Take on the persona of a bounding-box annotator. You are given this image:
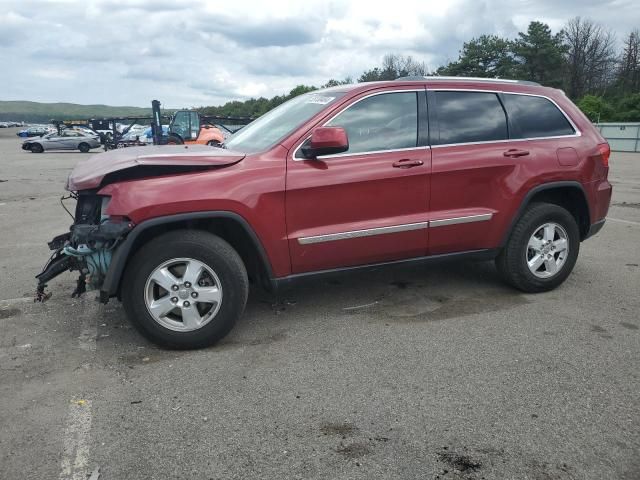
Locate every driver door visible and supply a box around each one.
[286,89,431,273]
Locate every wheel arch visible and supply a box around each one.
[501,181,591,246]
[101,211,275,302]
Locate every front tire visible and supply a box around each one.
[166,134,184,145]
[78,142,90,153]
[122,230,249,349]
[496,202,580,293]
[30,143,43,153]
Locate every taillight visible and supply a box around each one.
[597,143,610,167]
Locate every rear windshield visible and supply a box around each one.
[225,92,345,154]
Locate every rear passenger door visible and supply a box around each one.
[427,90,533,254]
[501,93,579,167]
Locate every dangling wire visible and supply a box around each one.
[60,194,76,220]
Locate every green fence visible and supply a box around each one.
[595,123,640,152]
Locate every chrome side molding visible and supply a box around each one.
[298,213,493,244]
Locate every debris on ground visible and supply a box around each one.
[343,301,379,311]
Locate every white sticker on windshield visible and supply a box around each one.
[305,95,335,105]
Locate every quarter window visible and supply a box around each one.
[434,91,508,145]
[325,92,418,154]
[503,94,575,138]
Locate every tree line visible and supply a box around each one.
[199,17,639,123]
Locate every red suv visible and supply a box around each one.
[36,77,612,348]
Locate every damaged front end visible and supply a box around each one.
[35,191,131,302]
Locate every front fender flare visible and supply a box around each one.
[100,211,273,303]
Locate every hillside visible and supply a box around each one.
[0,100,152,123]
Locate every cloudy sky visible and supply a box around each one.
[0,0,638,108]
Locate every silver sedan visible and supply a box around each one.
[22,130,101,153]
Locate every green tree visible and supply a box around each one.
[359,54,429,82]
[616,93,640,121]
[287,85,317,97]
[513,21,566,86]
[321,77,353,88]
[358,67,385,82]
[577,95,615,122]
[437,35,517,78]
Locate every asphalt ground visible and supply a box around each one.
[0,126,638,480]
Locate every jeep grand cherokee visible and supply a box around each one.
[36,77,612,348]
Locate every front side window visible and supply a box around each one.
[172,111,191,139]
[434,91,508,145]
[503,94,575,139]
[325,92,418,154]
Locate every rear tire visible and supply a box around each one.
[496,202,580,293]
[122,230,249,349]
[78,142,90,153]
[30,143,43,153]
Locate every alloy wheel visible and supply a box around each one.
[525,222,569,279]
[144,257,223,332]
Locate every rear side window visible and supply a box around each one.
[326,92,418,154]
[503,94,575,138]
[434,91,508,145]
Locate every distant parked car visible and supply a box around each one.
[66,127,101,140]
[0,122,8,128]
[17,126,51,137]
[22,130,101,153]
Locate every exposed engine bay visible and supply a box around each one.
[35,191,131,301]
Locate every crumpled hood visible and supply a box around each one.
[67,145,245,191]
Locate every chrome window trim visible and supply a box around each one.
[318,145,430,160]
[291,87,581,160]
[430,89,581,147]
[292,88,424,161]
[297,213,493,244]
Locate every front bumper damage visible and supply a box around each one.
[35,194,132,302]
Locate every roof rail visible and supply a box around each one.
[396,75,541,86]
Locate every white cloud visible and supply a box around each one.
[0,0,638,107]
[33,68,75,80]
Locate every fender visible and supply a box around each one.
[500,181,590,247]
[100,211,274,302]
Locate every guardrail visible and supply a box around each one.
[595,123,640,152]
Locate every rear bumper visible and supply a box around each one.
[584,218,606,240]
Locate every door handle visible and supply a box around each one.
[503,148,530,158]
[392,159,424,168]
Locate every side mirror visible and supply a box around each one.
[302,126,348,158]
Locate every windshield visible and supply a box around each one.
[225,92,346,153]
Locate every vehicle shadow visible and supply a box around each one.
[93,259,526,358]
